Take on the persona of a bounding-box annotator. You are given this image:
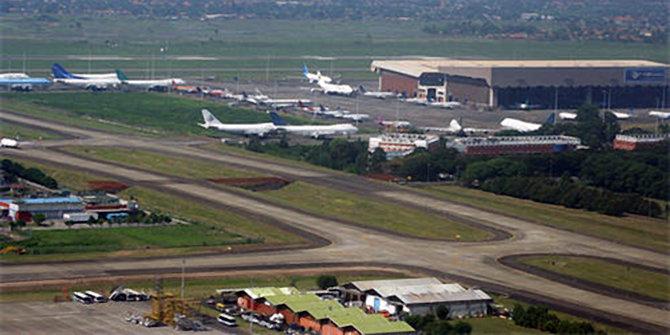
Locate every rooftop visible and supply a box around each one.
[240,287,300,300]
[391,289,492,305]
[15,196,82,205]
[371,59,668,77]
[450,135,582,147]
[345,277,443,292]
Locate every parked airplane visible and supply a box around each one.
[51,64,119,90]
[401,97,429,106]
[378,118,413,130]
[500,113,555,132]
[0,73,50,91]
[422,119,496,134]
[649,110,670,120]
[303,64,332,84]
[51,63,118,80]
[312,79,355,96]
[340,113,370,122]
[609,111,632,120]
[252,89,311,109]
[116,70,184,90]
[0,73,29,79]
[558,112,577,120]
[358,86,398,99]
[269,112,357,138]
[198,109,276,137]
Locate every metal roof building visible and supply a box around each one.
[370,59,669,109]
[344,277,492,318]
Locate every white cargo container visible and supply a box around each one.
[0,138,18,148]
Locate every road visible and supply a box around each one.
[0,110,668,333]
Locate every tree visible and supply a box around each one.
[316,275,338,289]
[452,321,472,335]
[435,304,450,320]
[32,213,46,226]
[369,148,386,173]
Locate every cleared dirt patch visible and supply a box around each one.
[208,177,292,191]
[87,180,129,193]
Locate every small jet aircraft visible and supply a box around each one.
[311,79,355,96]
[358,86,398,99]
[198,109,276,137]
[649,110,670,120]
[500,113,555,132]
[269,112,357,138]
[303,64,332,84]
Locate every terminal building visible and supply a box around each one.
[368,133,440,158]
[613,133,669,151]
[447,135,581,155]
[370,59,669,109]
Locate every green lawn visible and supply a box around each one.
[1,159,302,262]
[0,122,62,140]
[0,92,307,136]
[2,16,668,81]
[255,181,493,241]
[517,255,670,302]
[63,146,259,179]
[468,317,544,335]
[14,224,247,255]
[422,185,669,253]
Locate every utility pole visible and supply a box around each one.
[180,258,185,300]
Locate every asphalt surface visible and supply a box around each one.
[0,110,669,333]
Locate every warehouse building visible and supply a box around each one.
[232,288,414,335]
[370,59,669,109]
[447,135,581,155]
[343,278,492,318]
[613,133,669,151]
[8,196,84,222]
[368,133,440,158]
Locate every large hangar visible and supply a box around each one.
[370,59,669,109]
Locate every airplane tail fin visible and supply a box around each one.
[358,85,367,93]
[116,69,129,81]
[269,111,288,126]
[545,113,556,125]
[52,63,74,79]
[201,109,221,127]
[302,64,309,76]
[449,119,462,132]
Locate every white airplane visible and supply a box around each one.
[558,112,577,120]
[307,105,349,118]
[302,64,332,84]
[609,111,632,120]
[500,113,555,132]
[198,109,276,137]
[252,89,312,109]
[378,119,413,129]
[429,101,462,109]
[116,70,184,90]
[649,110,670,120]
[422,119,496,134]
[0,73,29,79]
[340,113,370,122]
[52,63,118,80]
[401,97,429,106]
[51,64,119,90]
[312,79,355,96]
[270,112,357,138]
[358,86,398,99]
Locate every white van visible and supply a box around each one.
[84,290,107,303]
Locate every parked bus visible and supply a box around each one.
[72,291,94,304]
[84,290,107,303]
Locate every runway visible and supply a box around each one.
[0,110,668,333]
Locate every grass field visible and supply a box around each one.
[0,92,308,136]
[256,181,493,241]
[1,159,302,261]
[516,255,670,302]
[1,16,667,80]
[422,185,669,253]
[63,146,259,179]
[0,122,62,140]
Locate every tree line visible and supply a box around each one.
[512,304,604,335]
[1,159,59,189]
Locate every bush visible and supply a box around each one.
[316,275,338,289]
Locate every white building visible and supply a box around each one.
[368,133,440,159]
[344,277,492,318]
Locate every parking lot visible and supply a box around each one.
[0,301,220,334]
